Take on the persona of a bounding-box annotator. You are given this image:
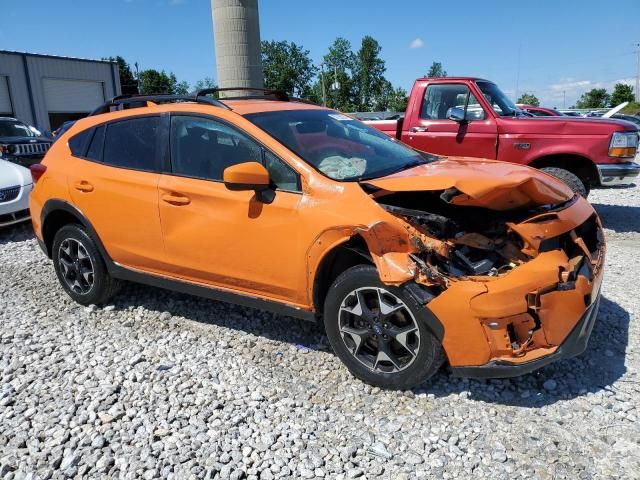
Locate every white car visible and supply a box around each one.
[0,159,32,227]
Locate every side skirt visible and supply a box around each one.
[110,263,318,323]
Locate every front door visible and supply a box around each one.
[158,114,306,304]
[402,83,498,159]
[66,115,165,271]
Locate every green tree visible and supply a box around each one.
[261,40,317,97]
[517,92,540,106]
[353,36,387,111]
[610,83,634,106]
[316,37,358,110]
[374,80,408,112]
[175,80,190,95]
[138,70,187,95]
[193,77,217,92]
[103,56,138,95]
[426,61,447,78]
[575,88,611,109]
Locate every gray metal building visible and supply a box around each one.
[0,50,121,133]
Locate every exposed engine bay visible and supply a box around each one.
[361,185,605,366]
[372,189,589,282]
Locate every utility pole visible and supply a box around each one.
[636,43,640,103]
[320,63,327,106]
[134,62,140,93]
[514,44,522,102]
[563,90,566,109]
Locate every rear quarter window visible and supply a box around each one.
[68,130,91,157]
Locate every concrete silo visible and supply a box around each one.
[211,0,263,94]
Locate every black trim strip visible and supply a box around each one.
[21,54,38,127]
[110,263,317,322]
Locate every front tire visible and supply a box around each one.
[52,224,120,306]
[541,167,589,197]
[324,265,444,389]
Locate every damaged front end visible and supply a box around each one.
[363,181,605,375]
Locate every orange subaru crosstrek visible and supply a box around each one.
[29,89,605,389]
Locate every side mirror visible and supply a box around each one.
[447,107,466,122]
[223,161,274,204]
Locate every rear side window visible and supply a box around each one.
[103,117,159,171]
[85,126,105,162]
[68,130,91,157]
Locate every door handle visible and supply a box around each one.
[161,193,191,206]
[73,181,94,193]
[411,126,428,133]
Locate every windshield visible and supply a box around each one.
[245,109,436,181]
[0,119,35,138]
[476,81,518,117]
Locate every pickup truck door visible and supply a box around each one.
[401,82,498,159]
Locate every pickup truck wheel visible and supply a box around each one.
[52,224,120,306]
[541,167,589,197]
[324,265,445,390]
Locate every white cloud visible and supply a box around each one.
[409,38,424,49]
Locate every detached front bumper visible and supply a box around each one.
[450,293,600,378]
[597,161,640,186]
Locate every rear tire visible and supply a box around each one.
[324,265,444,389]
[52,224,120,306]
[541,167,589,197]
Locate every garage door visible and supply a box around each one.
[0,76,12,115]
[43,79,104,113]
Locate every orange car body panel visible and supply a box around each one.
[30,99,606,370]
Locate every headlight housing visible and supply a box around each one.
[609,131,639,158]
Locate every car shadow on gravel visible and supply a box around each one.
[420,295,629,407]
[592,203,640,233]
[111,282,329,350]
[0,222,35,245]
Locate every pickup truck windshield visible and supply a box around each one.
[0,119,36,138]
[245,109,436,181]
[476,81,519,117]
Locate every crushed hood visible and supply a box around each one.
[363,158,574,210]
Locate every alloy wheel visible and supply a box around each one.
[338,287,420,373]
[58,238,95,295]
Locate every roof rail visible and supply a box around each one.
[195,87,319,107]
[89,93,231,117]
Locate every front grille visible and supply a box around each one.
[0,208,30,226]
[13,142,51,156]
[0,185,20,203]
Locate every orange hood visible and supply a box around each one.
[364,157,574,210]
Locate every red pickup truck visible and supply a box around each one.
[367,77,640,196]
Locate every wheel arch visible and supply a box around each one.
[528,154,599,187]
[41,199,112,267]
[312,234,374,314]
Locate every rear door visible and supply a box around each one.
[402,82,498,159]
[66,115,165,271]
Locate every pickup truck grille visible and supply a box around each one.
[13,142,51,156]
[0,185,20,203]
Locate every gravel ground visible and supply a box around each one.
[1,187,639,480]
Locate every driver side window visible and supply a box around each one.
[170,115,300,192]
[421,84,486,121]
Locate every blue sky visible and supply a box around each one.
[1,0,638,108]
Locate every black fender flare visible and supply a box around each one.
[40,199,115,272]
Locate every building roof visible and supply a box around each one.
[0,50,116,65]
